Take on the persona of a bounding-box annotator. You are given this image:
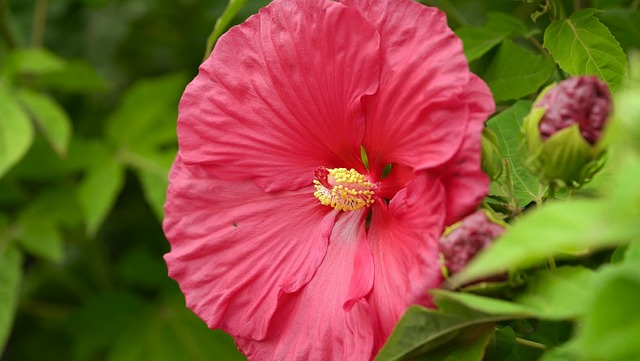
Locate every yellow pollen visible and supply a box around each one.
[313,167,375,211]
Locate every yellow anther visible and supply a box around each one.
[313,167,375,211]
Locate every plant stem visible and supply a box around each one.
[515,337,547,350]
[632,0,640,11]
[31,0,48,47]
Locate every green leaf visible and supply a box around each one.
[375,305,510,361]
[514,266,596,319]
[0,245,23,355]
[415,324,494,361]
[572,262,640,361]
[105,294,246,361]
[597,10,640,52]
[130,150,174,221]
[16,89,72,157]
[0,85,35,179]
[105,73,185,151]
[78,156,126,236]
[543,9,628,91]
[16,213,64,263]
[204,0,249,60]
[487,101,544,207]
[431,290,536,318]
[485,40,555,102]
[449,200,626,286]
[4,48,66,76]
[456,12,528,62]
[34,60,108,93]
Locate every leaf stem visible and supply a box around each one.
[30,0,48,48]
[515,337,547,350]
[632,0,640,11]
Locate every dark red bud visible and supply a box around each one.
[439,211,504,275]
[536,76,612,145]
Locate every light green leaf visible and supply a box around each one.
[456,12,528,62]
[0,85,35,179]
[514,266,596,319]
[4,48,66,76]
[572,262,640,361]
[485,40,555,102]
[449,200,626,286]
[487,101,544,207]
[415,324,494,361]
[35,60,108,93]
[0,245,23,355]
[128,150,174,221]
[17,89,72,157]
[543,9,628,91]
[204,0,249,60]
[437,267,598,321]
[78,156,125,236]
[13,192,73,262]
[105,73,185,151]
[375,304,510,361]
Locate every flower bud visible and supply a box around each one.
[481,127,503,180]
[522,76,612,188]
[439,210,505,276]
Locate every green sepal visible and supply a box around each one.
[481,127,504,180]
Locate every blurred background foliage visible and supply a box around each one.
[0,0,638,360]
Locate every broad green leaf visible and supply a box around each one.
[375,304,511,361]
[104,294,246,361]
[204,0,249,60]
[105,73,185,151]
[487,101,544,207]
[456,12,528,62]
[572,262,640,361]
[13,191,76,262]
[128,150,174,221]
[624,240,640,264]
[486,326,543,361]
[16,214,63,263]
[17,89,72,157]
[34,60,108,93]
[543,9,627,91]
[514,266,596,319]
[3,48,66,76]
[449,200,627,286]
[78,156,125,236]
[415,324,494,361]
[485,40,555,102]
[431,290,535,318]
[0,245,23,355]
[0,85,35,179]
[597,10,640,52]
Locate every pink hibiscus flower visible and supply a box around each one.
[163,0,494,359]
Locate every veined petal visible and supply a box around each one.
[367,173,445,351]
[436,75,494,226]
[163,157,336,340]
[344,0,484,171]
[238,211,375,361]
[178,0,381,192]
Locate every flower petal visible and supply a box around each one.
[344,0,477,172]
[163,157,336,340]
[237,211,375,361]
[178,0,381,192]
[367,172,445,351]
[436,75,494,226]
